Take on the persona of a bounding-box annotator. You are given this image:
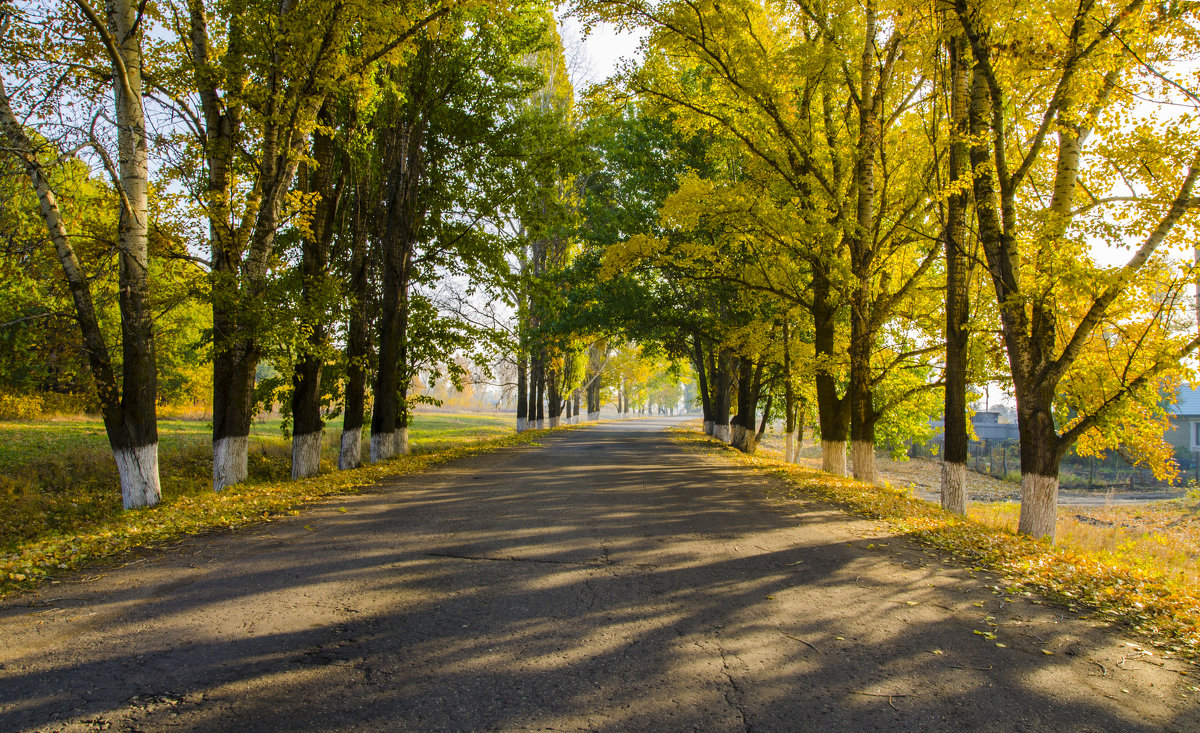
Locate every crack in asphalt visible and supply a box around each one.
[714,635,753,733]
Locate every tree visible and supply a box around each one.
[289,104,343,478]
[938,13,975,514]
[955,0,1200,539]
[581,0,945,478]
[0,0,160,508]
[177,0,450,489]
[367,4,559,459]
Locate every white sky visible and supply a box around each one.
[557,11,645,92]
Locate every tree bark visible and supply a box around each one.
[813,269,849,474]
[756,393,772,444]
[535,355,545,428]
[732,356,762,454]
[693,334,713,435]
[547,366,560,428]
[940,25,973,515]
[712,349,733,443]
[783,321,795,462]
[291,107,340,478]
[516,350,528,432]
[371,116,423,462]
[339,169,372,470]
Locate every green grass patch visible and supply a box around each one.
[673,427,1200,659]
[0,412,518,598]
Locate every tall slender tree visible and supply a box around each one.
[0,0,159,508]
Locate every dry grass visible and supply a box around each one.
[970,500,1200,589]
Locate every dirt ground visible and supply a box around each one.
[1,417,1197,731]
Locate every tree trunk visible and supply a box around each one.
[783,321,795,462]
[756,394,772,444]
[846,4,880,485]
[370,270,401,461]
[732,356,762,454]
[940,22,973,513]
[813,270,849,474]
[535,356,545,429]
[1017,408,1062,539]
[107,0,160,507]
[394,282,411,457]
[516,350,528,432]
[693,334,714,436]
[528,355,539,428]
[290,109,339,479]
[847,297,879,483]
[211,336,256,489]
[712,349,733,444]
[370,114,423,462]
[547,367,560,428]
[796,394,806,464]
[339,175,371,471]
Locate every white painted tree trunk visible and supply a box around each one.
[1018,473,1059,541]
[785,431,795,463]
[587,411,599,421]
[941,461,967,514]
[731,424,755,453]
[851,440,877,484]
[703,420,714,436]
[370,431,394,462]
[517,417,527,432]
[115,444,161,509]
[213,435,249,491]
[291,430,323,479]
[338,427,361,470]
[394,427,410,456]
[549,416,560,428]
[536,419,545,429]
[822,440,847,476]
[713,424,732,443]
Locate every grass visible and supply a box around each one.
[969,500,1200,589]
[673,426,1200,659]
[0,412,518,598]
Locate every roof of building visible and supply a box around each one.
[1172,386,1200,417]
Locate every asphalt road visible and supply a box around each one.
[1,417,1197,732]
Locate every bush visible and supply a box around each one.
[0,391,43,420]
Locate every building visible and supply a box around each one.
[1166,386,1200,456]
[928,410,1019,451]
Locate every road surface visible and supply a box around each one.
[1,417,1197,731]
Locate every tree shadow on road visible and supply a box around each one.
[1,423,1196,731]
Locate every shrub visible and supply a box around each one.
[0,391,43,420]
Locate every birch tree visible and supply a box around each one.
[0,0,160,508]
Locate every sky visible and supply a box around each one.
[557,12,645,91]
